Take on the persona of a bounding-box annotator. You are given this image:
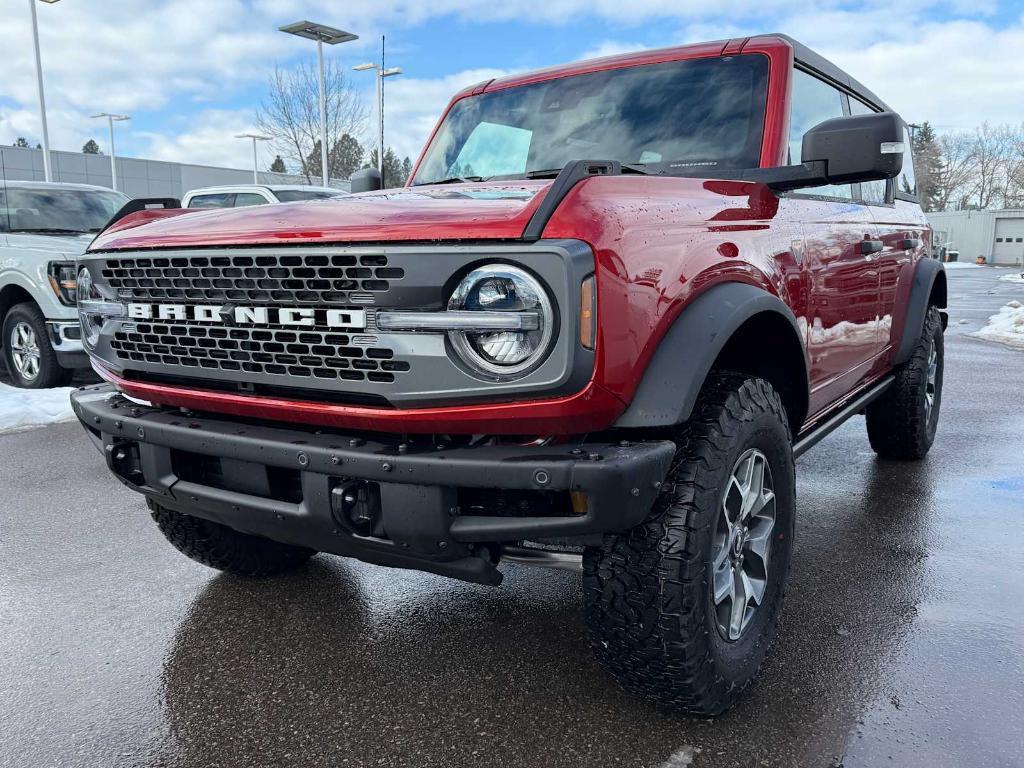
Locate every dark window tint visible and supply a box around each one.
[233,193,268,207]
[0,186,128,233]
[415,54,770,184]
[789,69,854,200]
[187,193,233,209]
[274,190,342,202]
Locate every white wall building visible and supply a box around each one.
[928,209,1024,266]
[0,145,350,198]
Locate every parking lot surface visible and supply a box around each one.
[2,266,1022,768]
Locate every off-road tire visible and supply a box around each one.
[866,306,943,460]
[2,302,70,389]
[149,500,315,577]
[583,373,795,714]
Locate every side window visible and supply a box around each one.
[789,69,853,200]
[897,127,917,198]
[849,98,887,203]
[450,121,532,179]
[187,193,233,209]
[233,193,268,207]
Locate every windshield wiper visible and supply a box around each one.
[415,175,484,186]
[7,227,92,235]
[526,163,656,179]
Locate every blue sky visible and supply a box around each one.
[2,0,1023,173]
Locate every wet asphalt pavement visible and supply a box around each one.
[2,266,1023,768]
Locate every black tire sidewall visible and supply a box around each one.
[925,311,944,442]
[2,303,63,389]
[698,412,795,683]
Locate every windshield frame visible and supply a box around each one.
[411,52,772,187]
[0,186,130,234]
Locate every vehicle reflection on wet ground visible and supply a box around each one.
[1,266,1021,767]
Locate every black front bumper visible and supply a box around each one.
[72,385,674,585]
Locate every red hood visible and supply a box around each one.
[89,182,551,252]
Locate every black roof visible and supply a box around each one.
[766,33,893,113]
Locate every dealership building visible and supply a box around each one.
[0,144,350,198]
[928,209,1024,266]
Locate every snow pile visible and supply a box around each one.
[971,300,1024,349]
[0,383,76,434]
[999,272,1024,284]
[943,262,982,270]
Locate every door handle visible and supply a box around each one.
[858,239,884,255]
[900,238,921,250]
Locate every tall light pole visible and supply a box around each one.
[29,0,60,181]
[236,133,272,183]
[279,21,358,187]
[354,39,401,178]
[90,113,129,191]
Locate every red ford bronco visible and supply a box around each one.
[73,34,945,713]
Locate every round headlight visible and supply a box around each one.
[447,265,555,378]
[77,267,105,348]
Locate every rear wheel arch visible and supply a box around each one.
[614,282,809,436]
[894,259,946,365]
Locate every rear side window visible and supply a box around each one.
[233,193,268,207]
[897,127,917,198]
[187,193,233,209]
[788,69,853,200]
[849,98,887,203]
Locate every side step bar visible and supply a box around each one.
[793,376,894,459]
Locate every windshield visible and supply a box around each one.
[414,54,769,185]
[275,189,343,202]
[0,186,128,233]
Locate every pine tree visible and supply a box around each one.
[912,122,942,212]
[331,134,363,179]
[401,156,414,184]
[366,147,406,188]
[305,140,323,179]
[14,137,29,147]
[82,139,101,154]
[269,155,286,173]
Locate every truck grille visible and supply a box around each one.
[110,322,411,383]
[101,252,404,305]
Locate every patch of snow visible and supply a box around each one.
[999,272,1024,284]
[659,746,698,767]
[0,383,76,434]
[943,262,982,270]
[970,300,1024,349]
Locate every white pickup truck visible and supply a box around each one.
[0,181,127,387]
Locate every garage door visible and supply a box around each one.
[993,219,1024,265]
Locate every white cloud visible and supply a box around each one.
[139,110,264,168]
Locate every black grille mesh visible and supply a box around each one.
[101,253,404,305]
[110,323,411,382]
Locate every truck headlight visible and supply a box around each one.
[447,265,554,378]
[47,261,78,306]
[77,267,124,348]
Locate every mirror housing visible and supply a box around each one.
[801,111,905,184]
[700,111,906,193]
[350,167,383,193]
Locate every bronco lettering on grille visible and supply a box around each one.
[126,303,366,329]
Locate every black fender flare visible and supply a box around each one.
[614,282,808,429]
[893,258,947,365]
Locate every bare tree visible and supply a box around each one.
[257,60,369,183]
[935,132,979,211]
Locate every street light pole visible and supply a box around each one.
[235,133,272,184]
[354,45,402,180]
[317,37,328,187]
[90,113,129,191]
[28,0,58,182]
[279,21,358,188]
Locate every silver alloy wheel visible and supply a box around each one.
[711,448,776,641]
[10,321,41,381]
[925,339,938,423]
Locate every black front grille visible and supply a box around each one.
[101,252,404,305]
[110,322,410,383]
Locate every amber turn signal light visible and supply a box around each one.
[580,275,596,350]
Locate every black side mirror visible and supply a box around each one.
[802,111,904,185]
[350,167,383,193]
